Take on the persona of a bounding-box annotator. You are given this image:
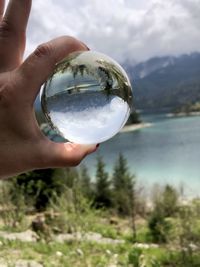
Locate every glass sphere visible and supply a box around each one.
[40,51,133,144]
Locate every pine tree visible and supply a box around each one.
[112,153,136,239]
[112,154,135,214]
[148,184,179,243]
[79,165,93,200]
[162,185,179,217]
[63,167,80,189]
[94,156,112,208]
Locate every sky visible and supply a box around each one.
[22,0,200,64]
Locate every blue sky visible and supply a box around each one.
[12,0,200,63]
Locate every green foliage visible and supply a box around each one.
[112,153,136,216]
[62,167,79,189]
[12,168,80,211]
[174,202,200,266]
[79,165,93,200]
[134,225,152,243]
[90,220,119,239]
[148,185,178,243]
[161,185,179,217]
[0,181,28,231]
[128,248,161,267]
[12,169,59,211]
[174,101,200,115]
[3,153,200,266]
[2,154,200,266]
[47,174,102,236]
[127,111,141,125]
[128,248,142,267]
[148,210,171,243]
[94,156,112,208]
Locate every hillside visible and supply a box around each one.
[124,52,200,110]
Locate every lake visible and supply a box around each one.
[81,112,200,197]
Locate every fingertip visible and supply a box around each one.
[75,143,100,153]
[41,142,97,168]
[65,143,97,156]
[79,41,90,51]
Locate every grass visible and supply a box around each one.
[0,237,184,267]
[1,179,200,266]
[1,221,200,266]
[0,238,133,266]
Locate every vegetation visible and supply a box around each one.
[173,101,200,115]
[0,154,200,266]
[126,111,141,124]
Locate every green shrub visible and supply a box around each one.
[148,209,172,243]
[0,181,28,231]
[128,248,143,267]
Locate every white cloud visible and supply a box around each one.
[25,0,200,64]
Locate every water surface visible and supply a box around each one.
[82,113,200,197]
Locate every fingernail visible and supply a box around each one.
[81,41,90,51]
[85,45,90,51]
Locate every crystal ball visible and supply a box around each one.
[40,51,133,144]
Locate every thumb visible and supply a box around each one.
[36,140,97,169]
[15,36,89,103]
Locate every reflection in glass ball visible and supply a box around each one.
[41,51,133,144]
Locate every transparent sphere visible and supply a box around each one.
[40,51,133,144]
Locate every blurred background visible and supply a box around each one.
[1,1,200,266]
[32,0,200,198]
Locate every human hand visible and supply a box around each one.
[0,0,97,179]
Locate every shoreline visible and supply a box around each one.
[120,122,152,133]
[167,111,200,118]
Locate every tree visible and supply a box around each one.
[126,111,141,125]
[63,167,79,189]
[112,153,135,215]
[176,201,200,266]
[112,153,136,239]
[148,184,178,243]
[162,185,179,217]
[12,168,80,211]
[148,204,171,243]
[94,156,112,208]
[13,169,58,211]
[79,165,93,200]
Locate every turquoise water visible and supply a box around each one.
[81,113,200,197]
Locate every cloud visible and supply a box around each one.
[25,0,200,64]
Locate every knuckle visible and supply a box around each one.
[0,72,20,108]
[0,20,13,39]
[34,43,53,59]
[0,86,12,108]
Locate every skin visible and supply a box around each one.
[0,0,97,179]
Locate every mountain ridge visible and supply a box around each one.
[123,52,200,110]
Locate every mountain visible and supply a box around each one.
[123,52,200,110]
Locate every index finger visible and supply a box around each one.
[0,0,5,21]
[3,0,31,33]
[0,0,32,71]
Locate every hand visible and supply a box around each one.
[0,0,97,179]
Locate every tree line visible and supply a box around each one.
[11,154,136,217]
